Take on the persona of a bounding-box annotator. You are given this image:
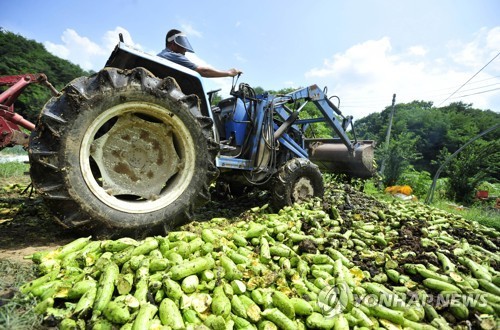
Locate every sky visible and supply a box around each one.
[2,0,500,120]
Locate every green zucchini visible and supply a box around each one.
[132,302,158,330]
[272,291,295,319]
[422,278,462,293]
[56,236,92,260]
[131,237,159,257]
[169,256,215,280]
[477,278,500,296]
[67,279,97,299]
[159,297,185,329]
[103,300,131,324]
[163,277,183,301]
[240,294,262,323]
[231,294,248,318]
[262,308,298,330]
[221,254,243,280]
[34,297,54,314]
[19,269,59,294]
[102,237,138,252]
[92,262,119,315]
[183,308,202,324]
[73,285,97,318]
[368,304,405,325]
[290,297,313,316]
[305,312,335,330]
[212,286,231,317]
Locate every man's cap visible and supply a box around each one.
[168,32,194,53]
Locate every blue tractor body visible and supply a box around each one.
[23,39,376,236]
[105,41,375,207]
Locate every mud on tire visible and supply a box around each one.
[271,158,324,210]
[29,67,219,237]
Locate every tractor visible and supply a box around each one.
[0,37,375,237]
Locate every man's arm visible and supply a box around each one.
[195,66,241,78]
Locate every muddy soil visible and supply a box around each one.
[0,176,79,263]
[0,175,268,264]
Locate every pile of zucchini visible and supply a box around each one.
[21,182,499,329]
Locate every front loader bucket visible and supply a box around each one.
[307,140,376,179]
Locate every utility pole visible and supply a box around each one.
[379,93,396,176]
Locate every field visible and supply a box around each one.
[0,159,267,329]
[362,181,500,231]
[0,157,79,329]
[0,158,498,329]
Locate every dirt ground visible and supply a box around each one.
[0,175,267,264]
[0,176,79,264]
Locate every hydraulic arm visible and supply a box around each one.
[282,84,355,152]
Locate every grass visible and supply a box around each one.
[432,199,500,231]
[0,146,27,156]
[363,179,500,230]
[0,260,43,330]
[0,147,29,178]
[0,157,42,329]
[0,162,29,178]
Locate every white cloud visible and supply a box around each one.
[486,27,500,51]
[186,53,209,68]
[44,25,236,100]
[44,27,143,71]
[234,52,247,63]
[44,42,70,59]
[102,27,142,52]
[42,25,500,116]
[304,27,500,119]
[408,46,427,56]
[448,27,500,71]
[306,37,393,82]
[180,23,202,38]
[44,29,106,70]
[186,53,235,97]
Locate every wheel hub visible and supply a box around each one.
[90,113,180,199]
[292,177,314,202]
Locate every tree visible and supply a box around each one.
[439,139,499,204]
[355,100,500,178]
[399,166,432,198]
[377,132,421,187]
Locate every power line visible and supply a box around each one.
[427,75,500,93]
[454,82,500,93]
[331,72,500,111]
[429,82,500,97]
[338,75,500,104]
[438,51,500,106]
[405,83,500,100]
[449,87,500,99]
[340,85,500,110]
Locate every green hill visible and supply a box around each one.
[0,29,91,122]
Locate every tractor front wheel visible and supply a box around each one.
[271,158,324,210]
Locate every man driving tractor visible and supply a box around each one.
[158,29,242,78]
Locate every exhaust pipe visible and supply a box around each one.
[308,140,376,179]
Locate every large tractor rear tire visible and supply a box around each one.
[271,158,324,210]
[29,67,219,237]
